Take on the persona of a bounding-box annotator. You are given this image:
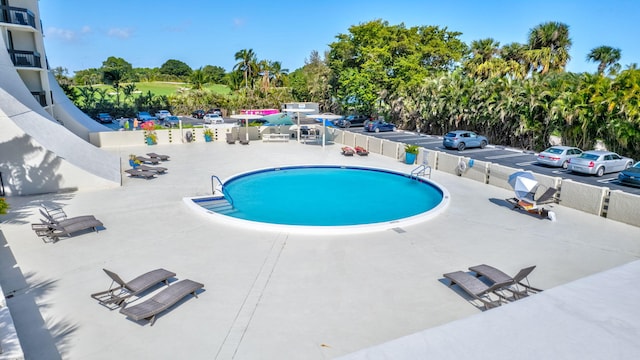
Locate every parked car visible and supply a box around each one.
[335,114,369,128]
[203,114,224,124]
[207,108,222,116]
[442,130,488,151]
[191,109,205,119]
[618,161,640,187]
[155,110,171,120]
[96,113,113,124]
[536,146,583,169]
[365,120,395,133]
[567,150,633,177]
[163,115,180,127]
[137,111,157,122]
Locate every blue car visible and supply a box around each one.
[442,130,488,151]
[365,121,395,133]
[617,161,640,187]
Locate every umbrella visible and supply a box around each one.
[230,113,264,143]
[283,108,315,143]
[261,113,294,125]
[306,113,343,148]
[508,171,538,200]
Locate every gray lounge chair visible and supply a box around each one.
[443,271,511,309]
[534,187,559,205]
[39,218,104,242]
[469,264,542,298]
[146,152,170,161]
[119,279,204,325]
[138,165,168,174]
[136,156,160,165]
[91,268,176,308]
[125,169,157,179]
[39,208,96,225]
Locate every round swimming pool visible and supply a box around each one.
[186,165,449,234]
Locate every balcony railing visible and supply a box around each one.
[0,5,36,28]
[31,91,47,107]
[9,49,41,68]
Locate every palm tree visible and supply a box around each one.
[189,68,209,90]
[234,49,257,89]
[527,22,572,74]
[587,46,622,75]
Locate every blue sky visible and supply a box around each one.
[40,0,639,75]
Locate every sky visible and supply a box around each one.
[39,0,640,75]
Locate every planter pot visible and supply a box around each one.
[128,160,139,168]
[405,152,417,164]
[146,137,156,145]
[204,135,212,142]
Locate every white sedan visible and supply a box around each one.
[567,150,633,177]
[203,114,224,124]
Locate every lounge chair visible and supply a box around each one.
[39,208,96,225]
[443,271,511,309]
[119,279,204,325]
[341,146,355,156]
[354,146,369,156]
[534,187,559,205]
[469,264,542,299]
[125,169,157,179]
[138,164,168,174]
[91,268,176,308]
[135,156,160,165]
[147,152,170,161]
[38,217,104,242]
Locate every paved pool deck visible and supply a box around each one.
[1,139,639,359]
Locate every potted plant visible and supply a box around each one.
[404,144,419,164]
[203,128,214,142]
[141,121,157,145]
[128,154,142,168]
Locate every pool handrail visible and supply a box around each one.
[211,175,234,208]
[411,164,431,179]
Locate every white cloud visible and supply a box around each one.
[233,18,246,28]
[107,28,132,39]
[46,27,77,41]
[81,26,92,34]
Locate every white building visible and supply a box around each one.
[0,0,120,195]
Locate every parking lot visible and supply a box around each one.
[343,127,640,195]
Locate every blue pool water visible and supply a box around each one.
[193,166,445,227]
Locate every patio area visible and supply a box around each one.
[1,140,639,359]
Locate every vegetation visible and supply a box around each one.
[54,19,640,159]
[0,197,8,215]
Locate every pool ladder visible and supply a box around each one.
[410,163,432,179]
[211,175,234,208]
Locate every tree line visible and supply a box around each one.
[54,19,640,159]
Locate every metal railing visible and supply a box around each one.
[8,50,41,68]
[0,6,36,28]
[211,175,234,207]
[411,163,432,179]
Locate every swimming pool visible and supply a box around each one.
[185,165,449,234]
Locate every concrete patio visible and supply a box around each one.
[1,140,639,359]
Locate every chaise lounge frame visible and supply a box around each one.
[91,268,176,308]
[119,279,203,325]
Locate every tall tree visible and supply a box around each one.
[587,46,622,75]
[527,22,572,74]
[159,59,193,77]
[234,49,257,89]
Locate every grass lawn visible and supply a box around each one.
[77,82,231,97]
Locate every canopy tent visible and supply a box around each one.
[230,114,264,143]
[261,113,294,126]
[282,108,316,143]
[306,113,343,148]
